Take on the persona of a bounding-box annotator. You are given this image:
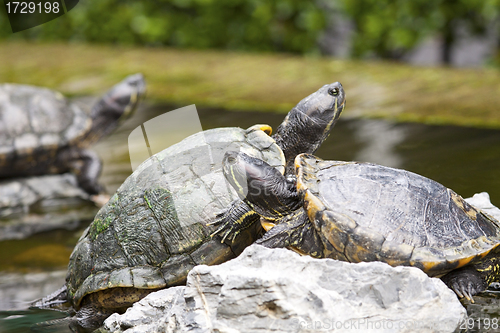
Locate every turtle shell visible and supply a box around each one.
[67,126,285,308]
[0,84,91,171]
[296,154,500,276]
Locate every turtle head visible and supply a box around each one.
[273,82,345,174]
[297,82,345,126]
[87,73,146,143]
[222,151,275,201]
[99,73,146,120]
[222,151,300,220]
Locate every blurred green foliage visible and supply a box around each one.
[341,0,436,58]
[340,0,500,63]
[1,0,499,62]
[0,0,326,54]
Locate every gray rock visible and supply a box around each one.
[104,287,188,333]
[103,245,466,333]
[0,173,98,240]
[465,192,500,221]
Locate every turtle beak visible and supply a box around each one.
[223,151,249,199]
[336,86,346,114]
[119,73,147,119]
[329,82,345,118]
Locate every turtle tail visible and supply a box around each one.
[32,285,68,308]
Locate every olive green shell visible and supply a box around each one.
[0,84,91,165]
[67,126,285,308]
[296,154,500,276]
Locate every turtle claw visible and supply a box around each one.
[220,228,239,244]
[208,200,259,243]
[442,268,486,303]
[210,225,240,244]
[451,282,475,303]
[210,222,240,244]
[207,206,239,242]
[451,283,464,299]
[464,291,475,303]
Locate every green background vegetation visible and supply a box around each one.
[343,0,500,63]
[0,0,326,54]
[1,0,500,63]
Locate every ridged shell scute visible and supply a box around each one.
[68,127,285,308]
[0,84,91,156]
[296,153,500,273]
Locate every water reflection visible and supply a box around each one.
[0,271,65,311]
[0,308,68,333]
[353,119,406,168]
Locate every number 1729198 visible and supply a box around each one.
[5,2,60,14]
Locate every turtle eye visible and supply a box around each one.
[328,87,339,96]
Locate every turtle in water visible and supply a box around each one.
[0,74,146,195]
[36,82,346,330]
[221,151,500,301]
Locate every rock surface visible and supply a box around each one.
[465,192,500,221]
[103,245,466,333]
[0,173,98,240]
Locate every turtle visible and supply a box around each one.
[221,151,500,302]
[36,82,346,330]
[0,73,146,195]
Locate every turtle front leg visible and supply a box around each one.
[441,267,487,302]
[60,147,104,195]
[69,303,117,332]
[441,256,500,302]
[256,209,324,258]
[209,199,261,243]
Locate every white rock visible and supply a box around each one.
[465,192,500,221]
[104,245,466,333]
[104,191,500,333]
[104,286,187,333]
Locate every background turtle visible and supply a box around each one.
[37,82,346,330]
[222,151,500,301]
[0,74,146,195]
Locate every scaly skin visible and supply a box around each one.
[211,82,346,240]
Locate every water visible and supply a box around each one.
[1,104,500,332]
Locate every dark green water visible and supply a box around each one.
[1,104,500,332]
[0,309,68,333]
